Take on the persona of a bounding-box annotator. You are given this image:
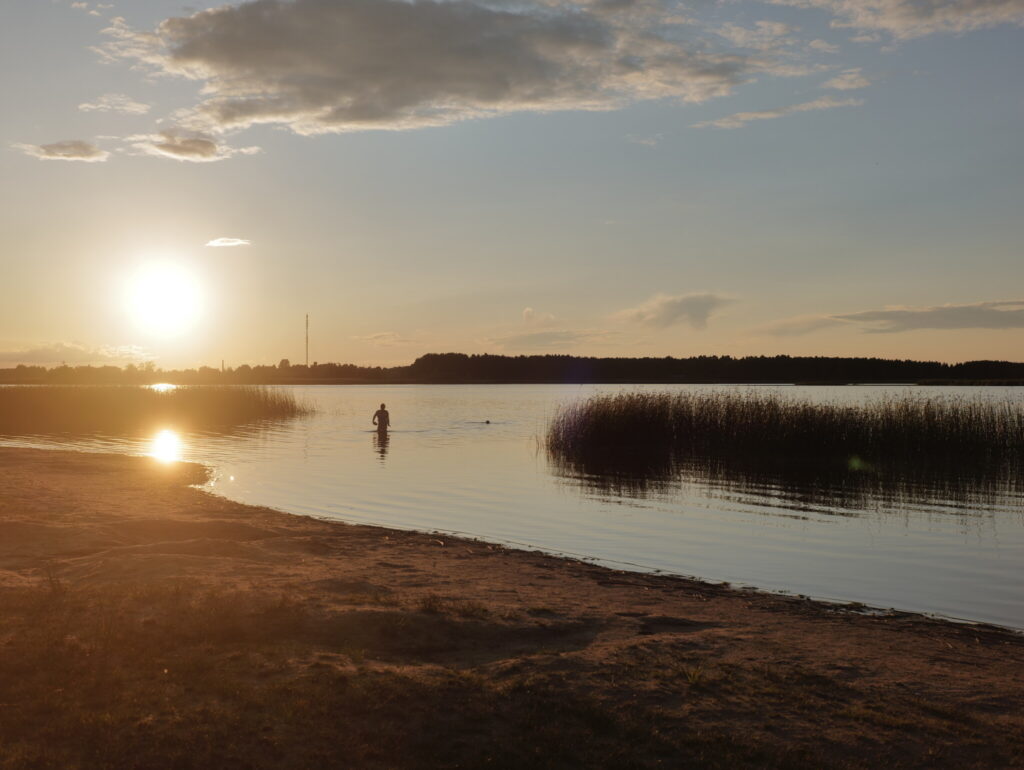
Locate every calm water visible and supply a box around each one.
[4,384,1023,629]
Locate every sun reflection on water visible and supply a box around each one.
[149,429,183,463]
[149,383,178,393]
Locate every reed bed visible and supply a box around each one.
[547,391,1024,502]
[0,385,312,436]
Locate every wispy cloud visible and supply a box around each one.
[767,0,1024,39]
[128,129,260,162]
[759,300,1024,335]
[808,39,840,53]
[13,140,110,162]
[614,292,733,329]
[79,93,150,115]
[522,307,557,325]
[205,237,250,247]
[488,329,618,350]
[352,332,414,347]
[836,300,1024,332]
[0,342,147,365]
[693,95,863,129]
[821,68,870,90]
[715,21,797,51]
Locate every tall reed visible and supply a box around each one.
[547,391,1024,502]
[549,391,1022,460]
[0,385,312,436]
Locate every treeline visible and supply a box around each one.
[2,353,1023,385]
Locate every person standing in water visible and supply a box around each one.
[372,403,390,432]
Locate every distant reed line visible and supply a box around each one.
[547,391,1024,485]
[0,385,311,436]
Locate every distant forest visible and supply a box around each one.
[2,353,1023,385]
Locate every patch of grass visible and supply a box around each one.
[680,664,707,686]
[417,593,445,614]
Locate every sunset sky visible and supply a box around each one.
[2,0,1022,368]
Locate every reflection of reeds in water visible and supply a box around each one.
[547,391,1024,509]
[0,385,312,436]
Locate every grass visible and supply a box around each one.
[0,384,311,436]
[546,391,1024,502]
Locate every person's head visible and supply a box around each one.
[380,403,386,409]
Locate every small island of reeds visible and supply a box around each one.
[0,384,311,437]
[547,391,1024,501]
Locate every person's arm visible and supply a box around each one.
[372,412,378,426]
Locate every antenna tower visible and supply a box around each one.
[305,314,309,367]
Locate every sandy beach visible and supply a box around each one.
[1,446,1022,768]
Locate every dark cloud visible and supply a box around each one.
[614,292,732,329]
[97,0,756,136]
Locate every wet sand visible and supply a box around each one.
[1,446,1022,768]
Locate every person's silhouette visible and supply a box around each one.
[372,402,390,433]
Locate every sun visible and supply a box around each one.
[126,263,203,337]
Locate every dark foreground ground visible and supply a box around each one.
[0,447,1022,769]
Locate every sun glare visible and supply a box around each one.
[148,429,183,463]
[126,263,203,337]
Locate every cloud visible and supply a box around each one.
[626,133,664,147]
[0,342,147,366]
[767,0,1024,39]
[79,92,151,114]
[205,237,251,247]
[808,38,840,53]
[94,0,762,138]
[836,300,1024,333]
[128,129,260,162]
[821,67,870,90]
[760,300,1024,335]
[693,95,862,129]
[13,140,110,162]
[756,314,849,336]
[488,329,618,350]
[522,307,557,325]
[614,292,732,329]
[352,332,414,347]
[715,21,797,50]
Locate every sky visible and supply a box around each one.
[1,0,1022,368]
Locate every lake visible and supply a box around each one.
[3,383,1022,629]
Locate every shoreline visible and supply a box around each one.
[9,437,1019,633]
[2,446,1023,767]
